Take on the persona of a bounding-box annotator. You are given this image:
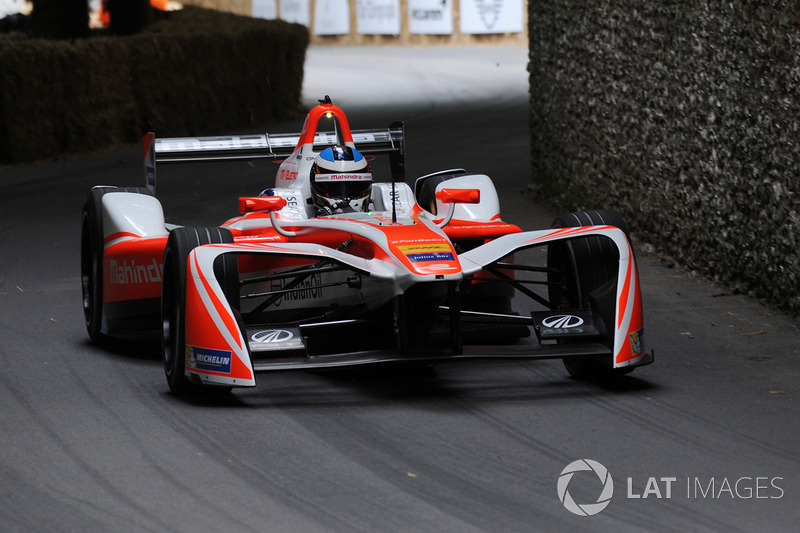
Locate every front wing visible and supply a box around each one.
[181,226,649,388]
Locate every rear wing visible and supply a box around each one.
[143,123,405,194]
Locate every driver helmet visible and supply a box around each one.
[310,146,372,214]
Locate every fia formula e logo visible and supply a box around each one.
[542,314,584,329]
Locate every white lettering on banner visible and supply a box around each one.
[109,258,163,285]
[357,0,401,35]
[413,9,441,20]
[409,0,453,34]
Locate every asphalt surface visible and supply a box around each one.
[0,46,798,532]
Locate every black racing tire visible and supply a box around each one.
[547,209,635,380]
[81,186,153,343]
[162,226,237,395]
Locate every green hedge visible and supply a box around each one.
[0,7,309,164]
[528,1,800,314]
[31,0,90,39]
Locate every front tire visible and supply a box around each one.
[81,186,153,343]
[162,226,236,395]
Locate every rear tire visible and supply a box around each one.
[547,210,635,380]
[162,226,237,395]
[81,186,153,343]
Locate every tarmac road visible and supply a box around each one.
[0,46,798,532]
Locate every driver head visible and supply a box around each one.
[309,146,372,214]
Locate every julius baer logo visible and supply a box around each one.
[557,459,784,517]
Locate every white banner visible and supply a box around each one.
[408,0,453,35]
[459,0,522,34]
[356,0,400,35]
[280,0,310,26]
[253,0,278,19]
[314,0,350,35]
[0,0,24,17]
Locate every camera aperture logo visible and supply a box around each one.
[558,460,786,517]
[557,459,614,516]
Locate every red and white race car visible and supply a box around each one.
[81,97,652,395]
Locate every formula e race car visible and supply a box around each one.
[81,97,652,395]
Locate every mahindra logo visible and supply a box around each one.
[542,315,584,329]
[250,329,294,344]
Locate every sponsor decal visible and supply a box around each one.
[248,327,304,352]
[542,314,584,329]
[146,166,156,191]
[271,272,323,306]
[109,258,162,285]
[629,329,644,355]
[279,168,299,181]
[397,243,451,254]
[250,329,295,344]
[394,238,447,244]
[407,252,455,263]
[188,346,232,374]
[314,173,372,181]
[398,243,455,263]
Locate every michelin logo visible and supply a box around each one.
[188,346,232,374]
